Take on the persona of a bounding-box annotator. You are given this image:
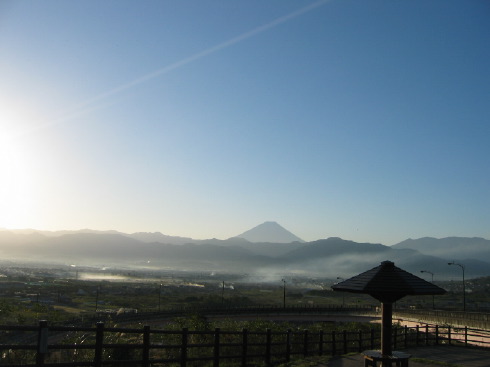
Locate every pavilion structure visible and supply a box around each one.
[332,260,446,365]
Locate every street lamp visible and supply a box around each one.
[281,279,286,308]
[336,277,345,307]
[420,270,435,309]
[448,262,466,312]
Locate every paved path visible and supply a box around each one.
[321,345,490,367]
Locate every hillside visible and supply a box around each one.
[1,229,490,278]
[393,237,490,263]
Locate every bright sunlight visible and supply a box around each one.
[0,117,35,229]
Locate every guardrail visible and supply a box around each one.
[1,320,489,366]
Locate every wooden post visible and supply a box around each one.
[331,331,336,355]
[94,322,104,367]
[286,329,291,362]
[36,320,48,366]
[448,326,451,345]
[265,328,272,366]
[465,326,468,346]
[425,325,429,346]
[181,328,188,367]
[358,330,362,352]
[213,328,220,367]
[393,326,397,350]
[435,325,439,345]
[142,325,150,367]
[404,325,408,348]
[381,302,392,355]
[303,329,309,357]
[416,325,420,346]
[319,330,324,356]
[343,330,347,354]
[241,328,248,367]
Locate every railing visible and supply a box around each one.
[393,309,490,330]
[1,321,489,367]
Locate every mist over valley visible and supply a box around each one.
[1,222,489,280]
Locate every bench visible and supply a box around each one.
[362,350,411,367]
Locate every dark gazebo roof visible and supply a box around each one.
[331,260,446,303]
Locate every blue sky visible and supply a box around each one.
[0,0,489,245]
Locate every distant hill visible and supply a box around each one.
[126,232,195,245]
[1,229,490,279]
[392,237,490,263]
[233,221,304,243]
[277,237,490,278]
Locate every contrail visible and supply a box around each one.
[11,0,330,139]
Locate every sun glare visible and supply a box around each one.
[0,130,35,229]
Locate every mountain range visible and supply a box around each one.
[0,223,489,279]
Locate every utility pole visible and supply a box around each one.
[282,279,286,308]
[158,283,162,312]
[337,277,345,307]
[95,286,99,312]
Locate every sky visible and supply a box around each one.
[0,0,489,245]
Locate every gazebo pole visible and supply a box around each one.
[381,302,392,357]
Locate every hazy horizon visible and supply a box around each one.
[1,1,489,245]
[1,223,489,247]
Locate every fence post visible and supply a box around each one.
[36,320,48,366]
[435,325,439,345]
[303,329,309,357]
[265,328,272,366]
[241,328,248,367]
[213,328,220,367]
[425,325,429,346]
[343,330,347,354]
[319,330,324,356]
[181,328,188,367]
[404,325,408,348]
[331,331,336,355]
[94,322,104,367]
[358,330,362,352]
[448,326,451,345]
[142,325,150,367]
[286,329,291,362]
[465,326,468,346]
[416,325,420,346]
[393,327,397,350]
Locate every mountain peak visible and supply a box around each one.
[233,222,304,243]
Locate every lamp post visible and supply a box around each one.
[282,279,286,308]
[448,262,466,312]
[420,270,435,309]
[336,277,345,307]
